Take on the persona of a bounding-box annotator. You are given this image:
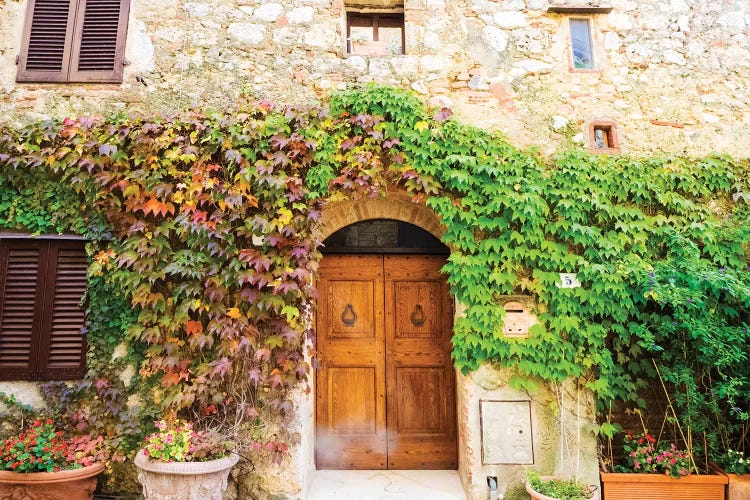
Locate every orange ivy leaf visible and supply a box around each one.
[141,197,175,217]
[162,372,182,386]
[186,320,203,335]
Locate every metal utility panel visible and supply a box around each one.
[480,400,534,465]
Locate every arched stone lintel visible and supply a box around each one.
[317,190,445,241]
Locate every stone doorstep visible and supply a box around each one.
[308,470,466,500]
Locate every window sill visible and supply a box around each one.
[589,148,620,155]
[345,52,405,58]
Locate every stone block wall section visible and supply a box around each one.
[0,0,749,157]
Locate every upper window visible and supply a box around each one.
[17,0,130,83]
[569,18,594,70]
[0,238,88,381]
[347,12,404,56]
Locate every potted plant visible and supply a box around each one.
[600,431,727,500]
[526,471,598,500]
[0,417,105,499]
[713,449,750,500]
[134,419,238,500]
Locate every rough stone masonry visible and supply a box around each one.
[0,0,748,157]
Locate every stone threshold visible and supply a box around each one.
[308,469,466,499]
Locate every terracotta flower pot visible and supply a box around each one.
[0,462,104,500]
[599,471,727,500]
[526,476,600,500]
[134,450,239,500]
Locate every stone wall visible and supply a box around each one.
[1,0,748,157]
[457,365,599,500]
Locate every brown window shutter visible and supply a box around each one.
[68,0,130,83]
[38,241,88,380]
[0,242,45,380]
[0,239,87,381]
[16,0,77,83]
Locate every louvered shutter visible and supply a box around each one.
[17,0,130,83]
[0,239,87,381]
[68,0,130,82]
[39,242,87,380]
[0,242,45,380]
[16,0,77,82]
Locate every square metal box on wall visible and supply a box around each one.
[480,400,534,465]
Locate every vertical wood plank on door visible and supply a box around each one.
[316,255,387,469]
[384,255,457,469]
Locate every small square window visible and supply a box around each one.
[588,121,619,153]
[347,12,404,56]
[569,18,594,70]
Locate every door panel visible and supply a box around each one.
[316,255,386,469]
[316,254,456,470]
[395,367,443,432]
[393,281,442,338]
[328,366,378,433]
[384,255,457,469]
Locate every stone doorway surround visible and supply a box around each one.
[249,189,599,500]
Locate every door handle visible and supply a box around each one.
[410,304,426,326]
[341,303,357,327]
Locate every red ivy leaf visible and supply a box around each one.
[248,369,261,386]
[209,358,231,378]
[434,107,453,122]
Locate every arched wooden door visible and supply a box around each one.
[315,254,457,469]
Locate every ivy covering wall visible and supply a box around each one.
[0,85,747,463]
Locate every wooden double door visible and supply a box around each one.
[315,255,457,469]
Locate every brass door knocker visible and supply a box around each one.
[341,304,357,327]
[410,304,426,326]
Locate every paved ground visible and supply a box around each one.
[308,470,466,500]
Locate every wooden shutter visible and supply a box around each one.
[0,243,44,380]
[16,0,77,82]
[17,0,130,83]
[69,0,130,82]
[0,239,87,381]
[39,242,88,380]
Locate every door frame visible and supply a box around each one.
[295,191,465,495]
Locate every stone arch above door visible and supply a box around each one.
[318,190,444,241]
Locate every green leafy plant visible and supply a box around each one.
[714,449,750,475]
[142,419,232,462]
[0,418,100,472]
[526,470,596,500]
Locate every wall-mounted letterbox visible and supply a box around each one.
[500,296,537,338]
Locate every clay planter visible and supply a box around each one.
[0,462,104,500]
[600,471,727,500]
[134,450,239,500]
[526,476,600,500]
